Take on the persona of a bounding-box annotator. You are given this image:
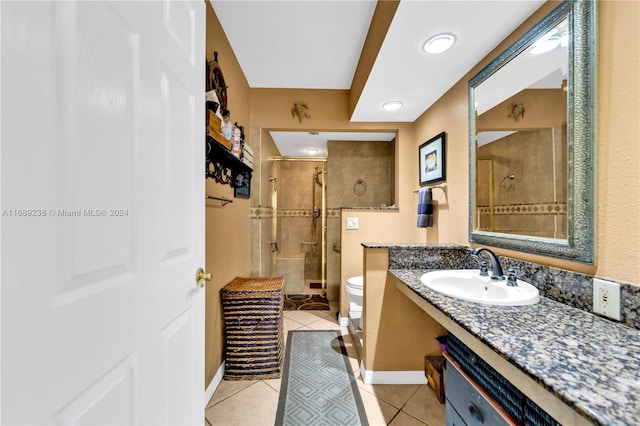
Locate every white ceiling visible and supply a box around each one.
[209,1,376,90]
[269,131,396,157]
[210,0,545,156]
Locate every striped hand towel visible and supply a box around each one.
[417,187,433,228]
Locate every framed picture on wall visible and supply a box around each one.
[234,183,250,199]
[419,132,446,185]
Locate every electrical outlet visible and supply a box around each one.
[593,278,621,321]
[346,217,359,230]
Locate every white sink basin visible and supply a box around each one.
[420,269,540,306]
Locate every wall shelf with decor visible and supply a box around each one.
[206,135,252,188]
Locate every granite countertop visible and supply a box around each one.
[341,206,399,211]
[390,269,640,426]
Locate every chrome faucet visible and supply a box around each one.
[471,247,504,280]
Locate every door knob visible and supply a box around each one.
[196,268,212,288]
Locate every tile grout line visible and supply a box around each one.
[206,380,264,409]
[396,386,433,426]
[357,384,429,425]
[209,306,427,425]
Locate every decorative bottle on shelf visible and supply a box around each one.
[221,109,233,141]
[236,123,246,156]
[231,123,242,158]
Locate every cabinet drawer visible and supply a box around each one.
[445,355,516,426]
[446,401,467,426]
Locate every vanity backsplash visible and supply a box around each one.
[382,243,640,331]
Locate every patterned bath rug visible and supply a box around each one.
[275,330,368,426]
[284,294,330,311]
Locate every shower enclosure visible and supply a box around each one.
[270,158,327,295]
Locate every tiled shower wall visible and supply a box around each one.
[277,161,324,281]
[326,140,395,209]
[249,131,324,283]
[325,140,395,300]
[250,134,396,301]
[249,128,278,278]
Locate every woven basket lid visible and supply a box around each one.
[222,276,285,293]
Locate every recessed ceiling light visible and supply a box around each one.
[306,148,319,156]
[423,33,456,54]
[382,101,403,111]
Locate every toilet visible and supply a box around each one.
[345,275,363,307]
[345,275,364,330]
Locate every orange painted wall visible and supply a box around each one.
[413,0,640,284]
[477,89,567,131]
[249,88,421,237]
[204,0,639,389]
[204,2,252,386]
[595,0,640,283]
[249,88,431,319]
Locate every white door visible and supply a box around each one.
[1,1,205,424]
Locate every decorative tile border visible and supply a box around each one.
[327,208,341,219]
[341,206,399,211]
[477,202,567,215]
[251,207,341,219]
[278,209,316,218]
[251,207,390,219]
[250,206,275,219]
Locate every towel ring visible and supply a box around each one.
[502,174,515,190]
[353,178,367,196]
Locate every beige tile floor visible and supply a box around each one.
[205,301,445,426]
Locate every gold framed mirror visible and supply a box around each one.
[468,0,595,263]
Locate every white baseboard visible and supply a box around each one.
[338,313,349,327]
[204,361,225,410]
[360,360,428,385]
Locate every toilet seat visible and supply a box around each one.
[345,275,364,308]
[345,275,365,331]
[346,275,363,289]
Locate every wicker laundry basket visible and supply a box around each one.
[221,276,285,380]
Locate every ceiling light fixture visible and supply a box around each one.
[559,32,569,47]
[382,101,403,111]
[306,148,319,156]
[530,36,560,54]
[423,33,456,54]
[530,31,561,55]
